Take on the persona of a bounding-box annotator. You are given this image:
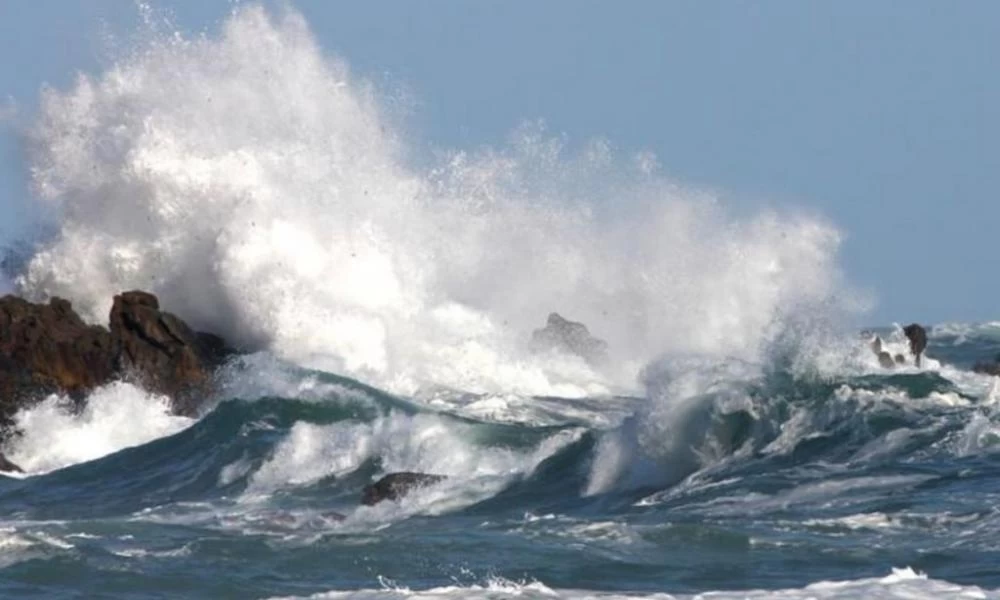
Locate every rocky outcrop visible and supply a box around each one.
[361,472,446,505]
[903,324,928,367]
[530,313,608,366]
[0,297,115,425]
[0,290,234,426]
[108,291,233,416]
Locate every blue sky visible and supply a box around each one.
[1,1,997,324]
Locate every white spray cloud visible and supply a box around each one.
[15,5,859,400]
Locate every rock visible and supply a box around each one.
[530,313,609,366]
[109,291,234,416]
[974,362,1000,376]
[0,290,234,429]
[0,296,115,427]
[973,354,1000,376]
[903,323,928,367]
[361,472,446,505]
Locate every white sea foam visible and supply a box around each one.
[266,568,999,599]
[245,411,581,515]
[13,4,856,402]
[3,382,193,474]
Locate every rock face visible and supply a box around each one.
[0,297,115,426]
[361,472,446,505]
[108,291,232,416]
[903,323,928,367]
[0,290,233,427]
[530,313,609,366]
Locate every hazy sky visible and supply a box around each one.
[1,1,997,324]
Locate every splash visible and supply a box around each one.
[246,411,578,498]
[3,382,193,474]
[15,5,857,398]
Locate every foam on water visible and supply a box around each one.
[3,382,193,474]
[245,410,582,515]
[266,568,999,599]
[11,4,856,400]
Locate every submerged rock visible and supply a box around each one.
[361,472,446,505]
[0,290,234,429]
[530,312,609,366]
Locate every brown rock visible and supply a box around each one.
[0,296,114,427]
[109,291,232,416]
[0,290,234,431]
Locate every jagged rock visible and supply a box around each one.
[109,291,233,416]
[0,296,115,427]
[361,472,446,505]
[903,323,928,367]
[530,313,608,366]
[0,290,234,429]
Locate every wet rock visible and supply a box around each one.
[903,323,928,367]
[0,296,115,427]
[530,313,609,366]
[361,472,446,505]
[0,290,234,429]
[109,291,234,416]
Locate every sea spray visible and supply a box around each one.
[4,382,192,474]
[12,5,858,400]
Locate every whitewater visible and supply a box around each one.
[1,5,999,599]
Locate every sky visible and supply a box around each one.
[0,1,997,325]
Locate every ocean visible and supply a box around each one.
[2,5,999,599]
